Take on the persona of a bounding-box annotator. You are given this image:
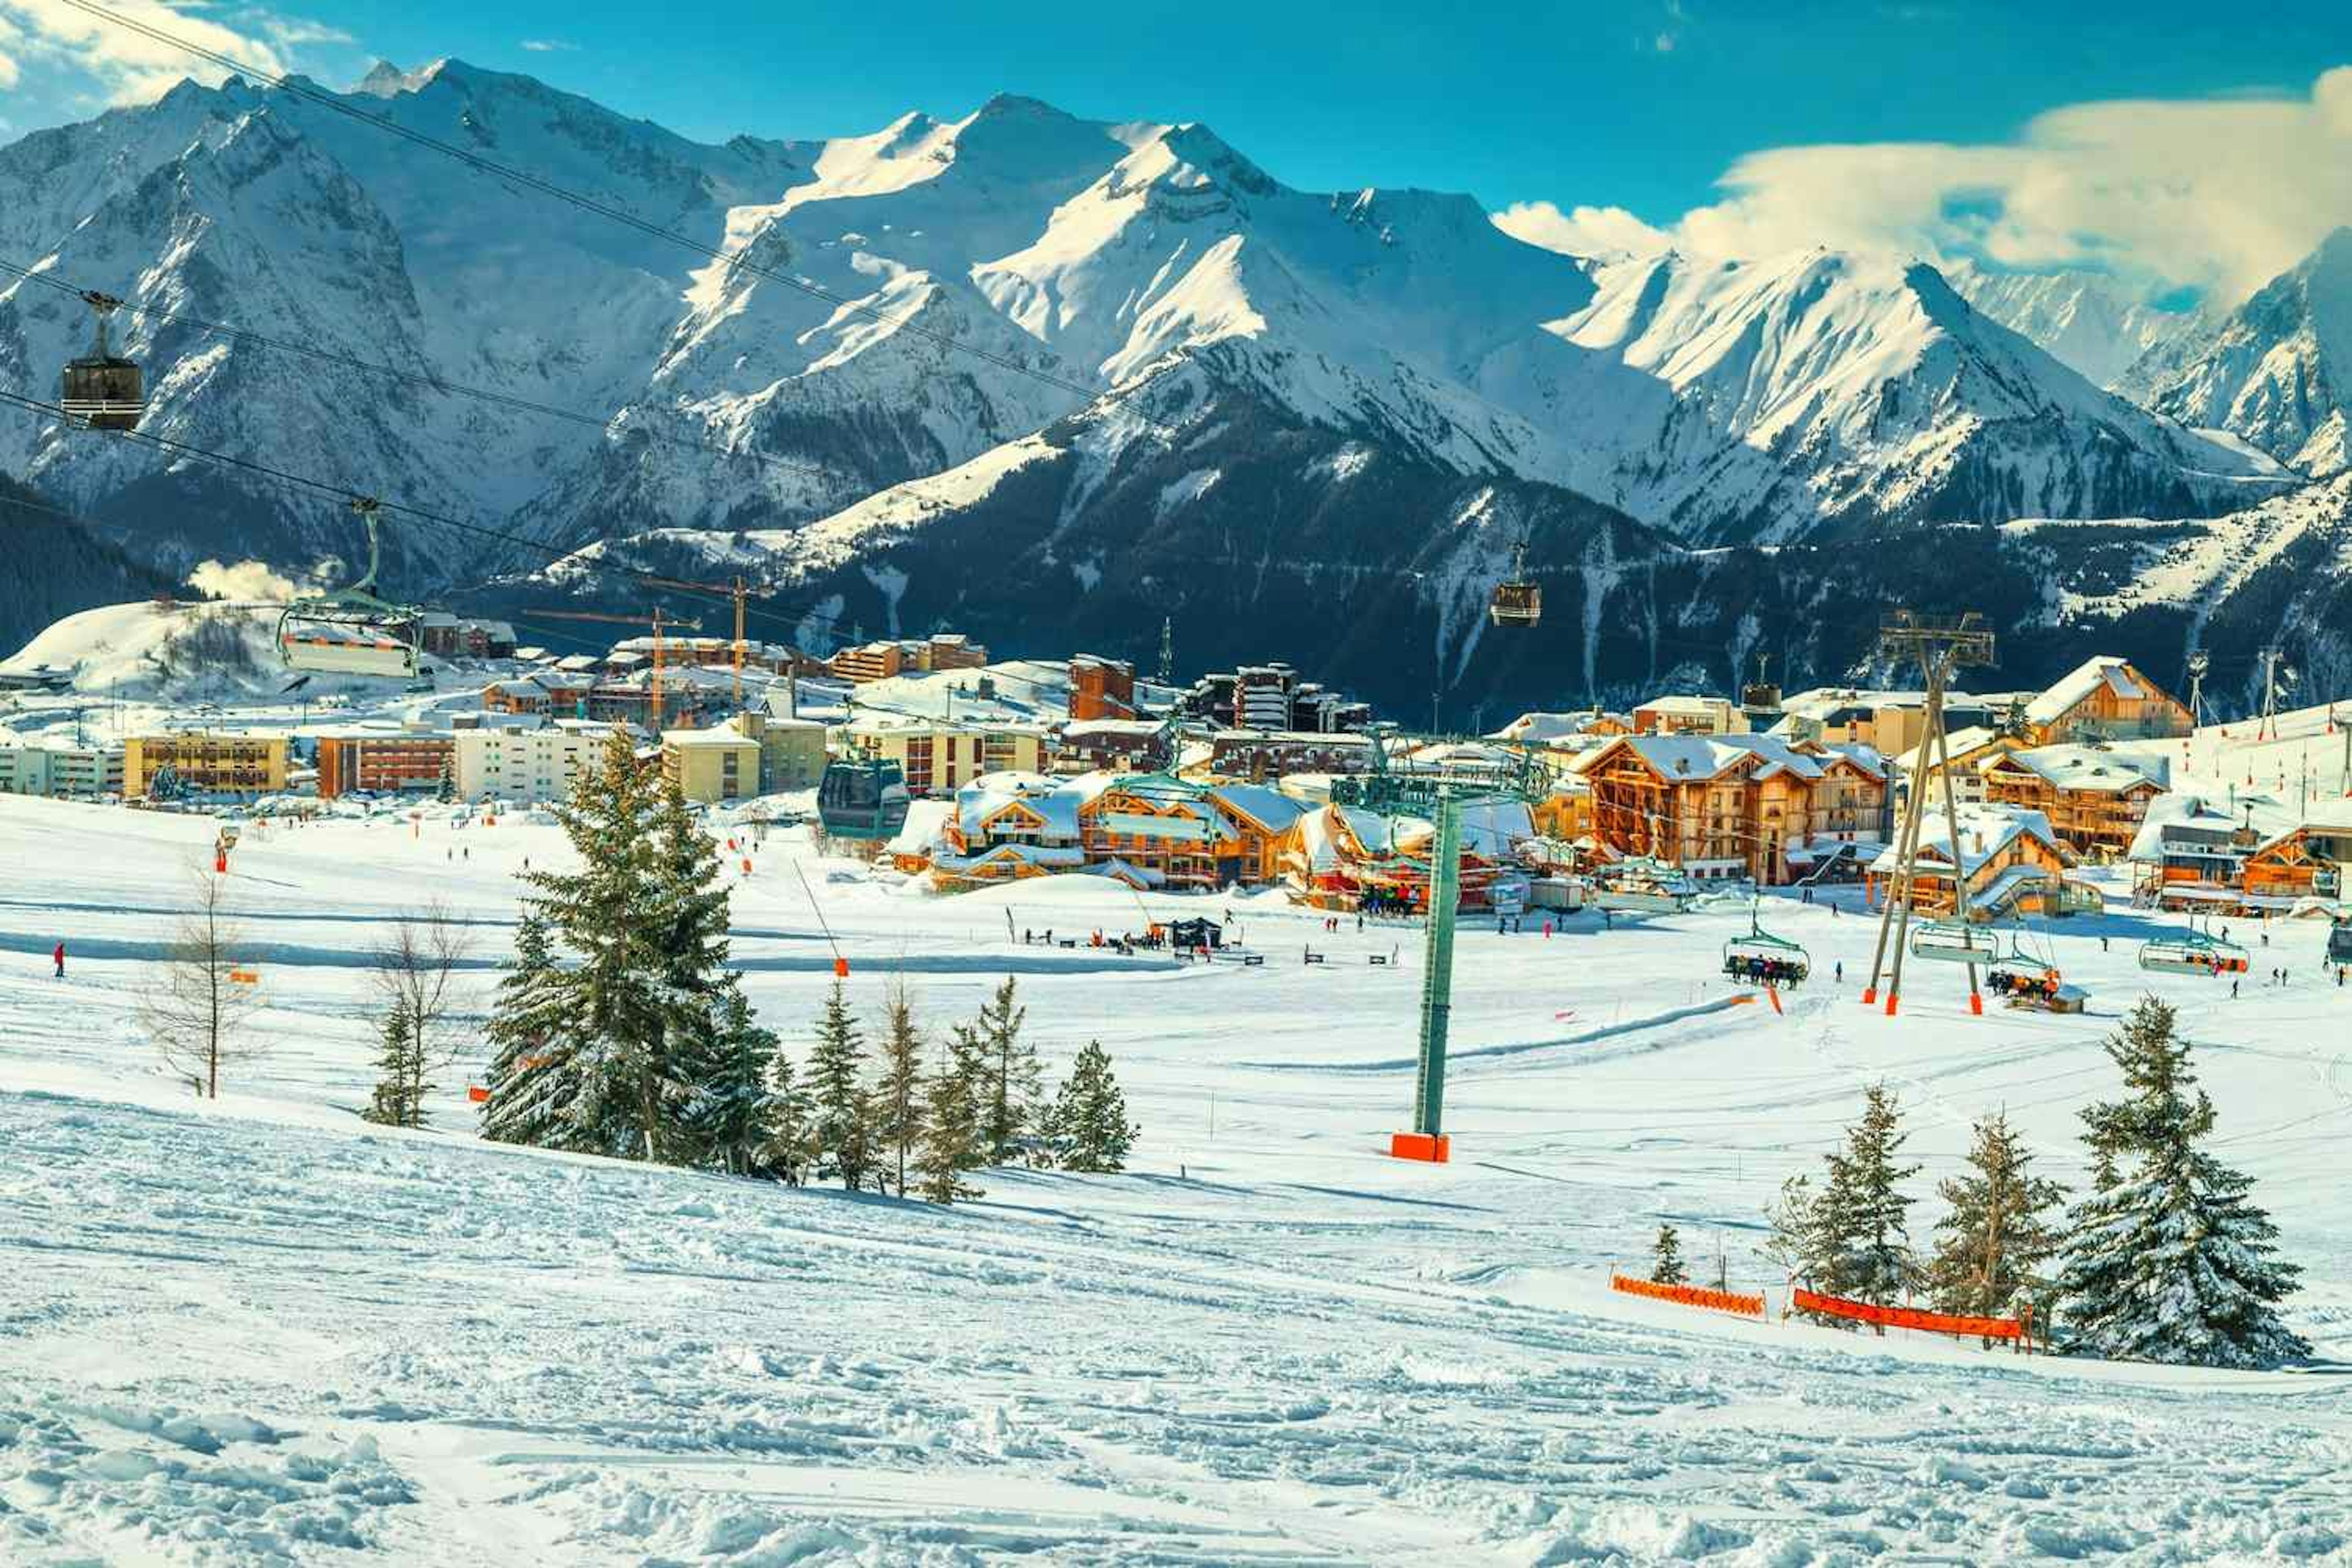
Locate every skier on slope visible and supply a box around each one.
[52,940,65,979]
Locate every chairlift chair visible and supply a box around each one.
[1488,540,1541,628]
[1721,904,1810,987]
[276,498,424,679]
[60,291,144,431]
[2137,930,2250,976]
[1986,923,2068,1007]
[1907,919,1999,965]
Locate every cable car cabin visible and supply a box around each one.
[2137,935,2250,976]
[61,355,145,431]
[277,616,421,679]
[60,292,143,431]
[817,758,910,840]
[2329,919,2352,968]
[1907,921,1999,965]
[1722,934,1809,987]
[1488,541,1541,628]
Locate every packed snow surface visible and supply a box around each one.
[4,794,2351,1564]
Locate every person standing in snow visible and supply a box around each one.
[52,941,65,979]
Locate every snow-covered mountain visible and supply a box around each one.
[2118,228,2352,479]
[1946,264,2207,390]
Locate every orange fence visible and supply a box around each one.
[1611,1273,1764,1318]
[1791,1287,2026,1341]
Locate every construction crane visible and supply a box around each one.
[638,575,756,708]
[527,606,703,730]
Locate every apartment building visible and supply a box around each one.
[315,731,457,799]
[125,733,289,799]
[454,720,616,804]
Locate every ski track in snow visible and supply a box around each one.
[3,794,2351,1564]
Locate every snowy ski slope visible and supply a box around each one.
[3,793,2350,1564]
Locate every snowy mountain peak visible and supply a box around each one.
[351,59,446,99]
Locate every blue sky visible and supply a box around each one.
[5,1,2350,298]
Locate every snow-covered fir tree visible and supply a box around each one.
[1650,1223,1687,1286]
[1928,1111,2065,1332]
[943,1017,992,1174]
[2055,998,2308,1368]
[1042,1039,1137,1173]
[680,982,783,1176]
[807,979,873,1190]
[973,975,1042,1164]
[1823,1084,1921,1325]
[914,1038,982,1204]
[869,982,926,1197]
[480,910,586,1150]
[758,1052,815,1188]
[1762,1173,1822,1280]
[363,1003,423,1128]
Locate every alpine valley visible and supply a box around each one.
[6,62,2351,715]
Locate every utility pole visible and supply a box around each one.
[1862,611,1996,1018]
[2257,645,2283,742]
[2185,649,2209,726]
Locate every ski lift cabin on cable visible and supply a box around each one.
[276,497,423,679]
[817,756,910,841]
[1489,540,1540,628]
[60,291,143,431]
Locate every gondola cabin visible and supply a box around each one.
[818,756,911,840]
[1488,541,1541,628]
[61,293,143,432]
[2328,918,2352,968]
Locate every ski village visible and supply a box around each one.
[7,11,2352,1567]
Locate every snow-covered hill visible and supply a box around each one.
[1,597,440,703]
[2120,228,2352,478]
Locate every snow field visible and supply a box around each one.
[4,792,2352,1564]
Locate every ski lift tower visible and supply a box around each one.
[1861,610,1997,1017]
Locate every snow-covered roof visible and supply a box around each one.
[1989,744,2168,794]
[2126,793,2252,864]
[1869,806,2064,878]
[1061,718,1164,738]
[1488,710,1625,744]
[1209,782,1306,834]
[2026,656,2146,725]
[1634,694,1734,717]
[1574,731,1857,784]
[887,797,956,857]
[1890,725,2006,778]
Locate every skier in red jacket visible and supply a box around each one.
[53,941,65,979]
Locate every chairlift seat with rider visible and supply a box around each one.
[60,292,144,431]
[1722,905,1810,987]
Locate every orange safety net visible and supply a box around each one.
[1791,1286,2025,1341]
[1610,1273,1764,1318]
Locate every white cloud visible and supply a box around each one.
[0,47,20,90]
[0,0,340,106]
[1493,201,1672,260]
[518,38,578,53]
[1679,67,2352,303]
[187,558,298,601]
[1499,66,2352,306]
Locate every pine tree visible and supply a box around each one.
[914,1039,982,1204]
[1824,1084,1921,1327]
[807,979,872,1190]
[973,975,1041,1163]
[1650,1223,1687,1286]
[1762,1173,1821,1278]
[680,982,783,1176]
[869,982,927,1197]
[944,1019,992,1172]
[363,1003,423,1128]
[2054,998,2308,1368]
[436,752,458,804]
[1043,1039,1138,1173]
[643,775,737,1161]
[1928,1112,2066,1335]
[480,910,586,1150]
[758,1052,815,1187]
[503,727,676,1161]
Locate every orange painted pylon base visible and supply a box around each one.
[1390,1132,1451,1163]
[1861,987,1877,1005]
[1969,992,1983,1016]
[1883,993,1900,1016]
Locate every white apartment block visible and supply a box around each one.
[453,720,611,804]
[0,738,126,797]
